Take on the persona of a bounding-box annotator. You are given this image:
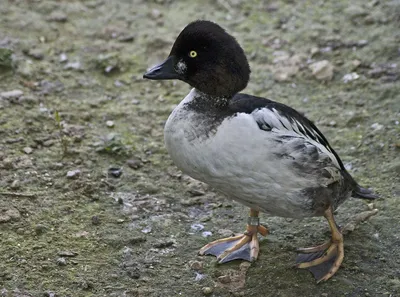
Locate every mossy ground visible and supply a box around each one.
[0,0,399,296]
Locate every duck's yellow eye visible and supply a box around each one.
[189,50,197,58]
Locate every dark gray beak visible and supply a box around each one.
[143,56,180,80]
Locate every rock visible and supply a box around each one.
[91,215,101,225]
[108,167,122,178]
[342,72,359,83]
[127,159,143,169]
[56,257,67,266]
[10,179,19,190]
[370,123,384,131]
[344,5,368,18]
[118,35,135,42]
[189,260,203,271]
[202,287,213,295]
[152,240,174,248]
[106,120,114,128]
[59,53,68,63]
[47,11,68,22]
[218,275,231,284]
[309,60,334,81]
[64,61,82,70]
[218,229,234,237]
[58,251,78,257]
[0,90,23,100]
[35,224,47,235]
[66,169,81,179]
[190,223,204,232]
[273,66,299,82]
[0,207,21,223]
[23,147,33,154]
[25,48,44,60]
[202,231,212,237]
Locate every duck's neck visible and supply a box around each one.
[188,89,232,112]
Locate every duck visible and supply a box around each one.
[143,20,378,282]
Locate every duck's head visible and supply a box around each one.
[143,20,250,98]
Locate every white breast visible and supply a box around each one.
[164,89,318,218]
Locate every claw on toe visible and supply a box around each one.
[199,209,268,263]
[296,206,345,282]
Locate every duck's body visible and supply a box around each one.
[143,20,378,282]
[165,88,353,218]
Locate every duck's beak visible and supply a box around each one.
[143,56,180,80]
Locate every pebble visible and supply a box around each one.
[0,90,24,100]
[26,48,44,60]
[202,287,213,295]
[66,169,81,179]
[47,11,68,22]
[56,257,67,266]
[64,61,82,70]
[0,207,21,223]
[108,167,123,178]
[91,215,101,225]
[343,72,359,83]
[189,260,203,271]
[309,60,334,81]
[127,159,143,169]
[58,251,78,257]
[202,231,213,237]
[23,147,33,154]
[218,275,231,284]
[59,53,68,63]
[191,223,204,231]
[370,123,384,131]
[35,224,47,235]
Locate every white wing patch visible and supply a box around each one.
[252,108,340,168]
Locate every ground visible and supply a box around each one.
[0,0,399,296]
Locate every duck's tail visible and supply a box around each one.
[352,185,380,200]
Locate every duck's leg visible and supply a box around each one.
[199,209,268,263]
[296,206,344,283]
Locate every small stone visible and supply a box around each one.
[47,11,68,22]
[35,224,47,235]
[202,231,212,237]
[64,61,81,70]
[191,223,204,232]
[370,123,384,131]
[118,35,135,42]
[189,260,203,271]
[91,216,101,225]
[23,147,33,154]
[0,90,24,100]
[10,179,19,190]
[108,167,122,178]
[26,48,44,60]
[202,287,213,295]
[343,72,359,83]
[56,257,67,266]
[153,240,174,248]
[309,60,334,81]
[106,120,114,128]
[127,159,143,169]
[58,251,78,257]
[66,169,81,179]
[59,53,68,62]
[218,229,234,237]
[218,275,231,284]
